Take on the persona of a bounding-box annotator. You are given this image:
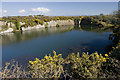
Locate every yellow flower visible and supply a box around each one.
[105,54,108,57]
[101,56,103,59]
[36,58,39,61]
[33,61,37,64]
[41,65,43,68]
[29,61,33,65]
[103,58,106,62]
[53,56,56,58]
[109,52,111,54]
[44,55,48,59]
[41,59,45,61]
[87,70,89,72]
[95,52,98,55]
[96,54,99,58]
[116,46,118,48]
[49,56,53,60]
[106,58,109,59]
[53,50,56,56]
[51,61,54,64]
[49,54,51,57]
[58,54,62,56]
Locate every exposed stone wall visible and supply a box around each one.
[0,21,7,26]
[22,20,74,31]
[47,20,74,27]
[0,21,15,27]
[0,20,74,34]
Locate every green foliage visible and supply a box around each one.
[101,58,120,78]
[55,17,60,20]
[45,22,48,28]
[1,60,28,78]
[14,20,21,30]
[28,51,119,79]
[65,52,108,78]
[44,19,48,22]
[28,50,64,78]
[1,51,120,79]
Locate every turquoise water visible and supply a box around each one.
[2,26,112,65]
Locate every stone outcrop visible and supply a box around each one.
[0,21,7,26]
[47,20,74,27]
[0,21,15,27]
[0,28,13,34]
[0,20,74,34]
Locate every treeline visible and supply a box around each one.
[80,13,118,28]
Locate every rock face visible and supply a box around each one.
[21,20,74,31]
[0,21,15,27]
[0,28,13,34]
[0,21,7,26]
[22,24,45,31]
[7,22,15,27]
[47,20,74,27]
[0,20,74,34]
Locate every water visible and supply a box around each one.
[2,26,112,65]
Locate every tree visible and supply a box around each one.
[14,20,21,30]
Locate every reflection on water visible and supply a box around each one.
[2,26,112,65]
[2,26,74,45]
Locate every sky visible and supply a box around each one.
[1,0,120,2]
[1,2,119,16]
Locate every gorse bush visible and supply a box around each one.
[28,50,65,78]
[27,51,120,79]
[1,51,120,79]
[101,58,120,78]
[64,52,109,78]
[1,60,28,78]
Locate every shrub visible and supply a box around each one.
[101,58,120,78]
[65,52,108,78]
[1,60,28,78]
[44,19,48,22]
[55,17,60,20]
[14,20,21,30]
[28,50,65,78]
[1,51,120,79]
[45,22,48,28]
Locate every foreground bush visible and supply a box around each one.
[1,51,120,79]
[1,60,28,78]
[28,50,65,78]
[28,51,120,79]
[65,52,109,78]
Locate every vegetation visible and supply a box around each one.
[1,10,120,79]
[109,10,120,61]
[80,14,114,28]
[1,51,120,79]
[0,12,119,32]
[14,20,21,30]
